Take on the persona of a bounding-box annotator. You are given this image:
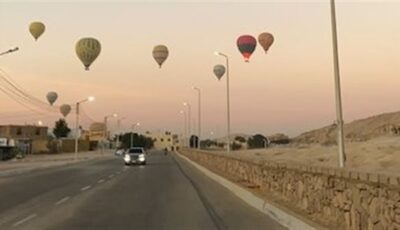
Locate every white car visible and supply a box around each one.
[124,147,147,165]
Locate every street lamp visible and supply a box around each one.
[330,0,346,168]
[116,117,126,149]
[103,113,117,150]
[75,96,95,160]
[183,102,191,147]
[263,138,268,149]
[180,110,187,147]
[130,122,140,148]
[0,47,19,56]
[192,87,201,149]
[215,51,231,153]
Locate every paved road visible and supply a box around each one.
[0,151,286,230]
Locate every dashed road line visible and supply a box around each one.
[108,174,114,178]
[13,213,37,227]
[80,185,91,191]
[97,179,105,184]
[55,196,70,205]
[116,171,121,174]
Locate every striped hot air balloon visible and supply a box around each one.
[152,45,169,68]
[237,35,257,62]
[75,38,101,71]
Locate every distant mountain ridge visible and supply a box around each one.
[293,110,400,145]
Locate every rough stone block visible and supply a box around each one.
[379,175,390,184]
[369,174,379,183]
[359,172,368,182]
[352,172,360,180]
[389,177,400,186]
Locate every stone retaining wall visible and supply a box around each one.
[179,149,400,230]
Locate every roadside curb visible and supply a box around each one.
[175,151,329,230]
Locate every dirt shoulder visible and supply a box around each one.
[207,136,400,175]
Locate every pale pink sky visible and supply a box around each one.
[1,1,400,138]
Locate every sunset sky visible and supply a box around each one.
[1,0,400,138]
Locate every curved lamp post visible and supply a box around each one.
[214,51,231,153]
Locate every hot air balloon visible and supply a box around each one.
[60,104,71,117]
[75,38,101,71]
[29,22,45,41]
[152,45,169,68]
[213,65,226,80]
[46,91,58,105]
[258,32,274,53]
[237,35,257,62]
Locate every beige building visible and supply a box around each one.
[0,125,48,154]
[145,131,180,151]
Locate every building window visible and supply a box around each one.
[167,138,171,142]
[160,138,164,142]
[36,128,41,136]
[16,128,22,135]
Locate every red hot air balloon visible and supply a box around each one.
[237,35,257,62]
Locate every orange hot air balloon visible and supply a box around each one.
[237,35,257,62]
[258,32,274,53]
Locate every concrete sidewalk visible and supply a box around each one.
[0,150,114,177]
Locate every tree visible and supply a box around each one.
[231,142,242,150]
[53,119,71,139]
[247,134,267,149]
[190,135,199,148]
[119,132,154,149]
[234,136,246,143]
[200,139,217,148]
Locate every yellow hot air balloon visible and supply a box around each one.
[258,32,274,53]
[152,45,169,68]
[75,38,101,71]
[29,22,45,41]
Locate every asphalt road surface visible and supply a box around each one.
[0,151,286,230]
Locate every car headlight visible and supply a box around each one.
[138,154,145,161]
[124,155,131,162]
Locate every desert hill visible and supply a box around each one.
[293,111,400,145]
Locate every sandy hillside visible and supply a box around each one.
[293,110,400,145]
[209,136,400,175]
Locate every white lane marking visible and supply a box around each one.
[80,185,91,191]
[13,213,37,227]
[97,179,105,184]
[55,196,70,205]
[116,171,121,174]
[108,174,114,178]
